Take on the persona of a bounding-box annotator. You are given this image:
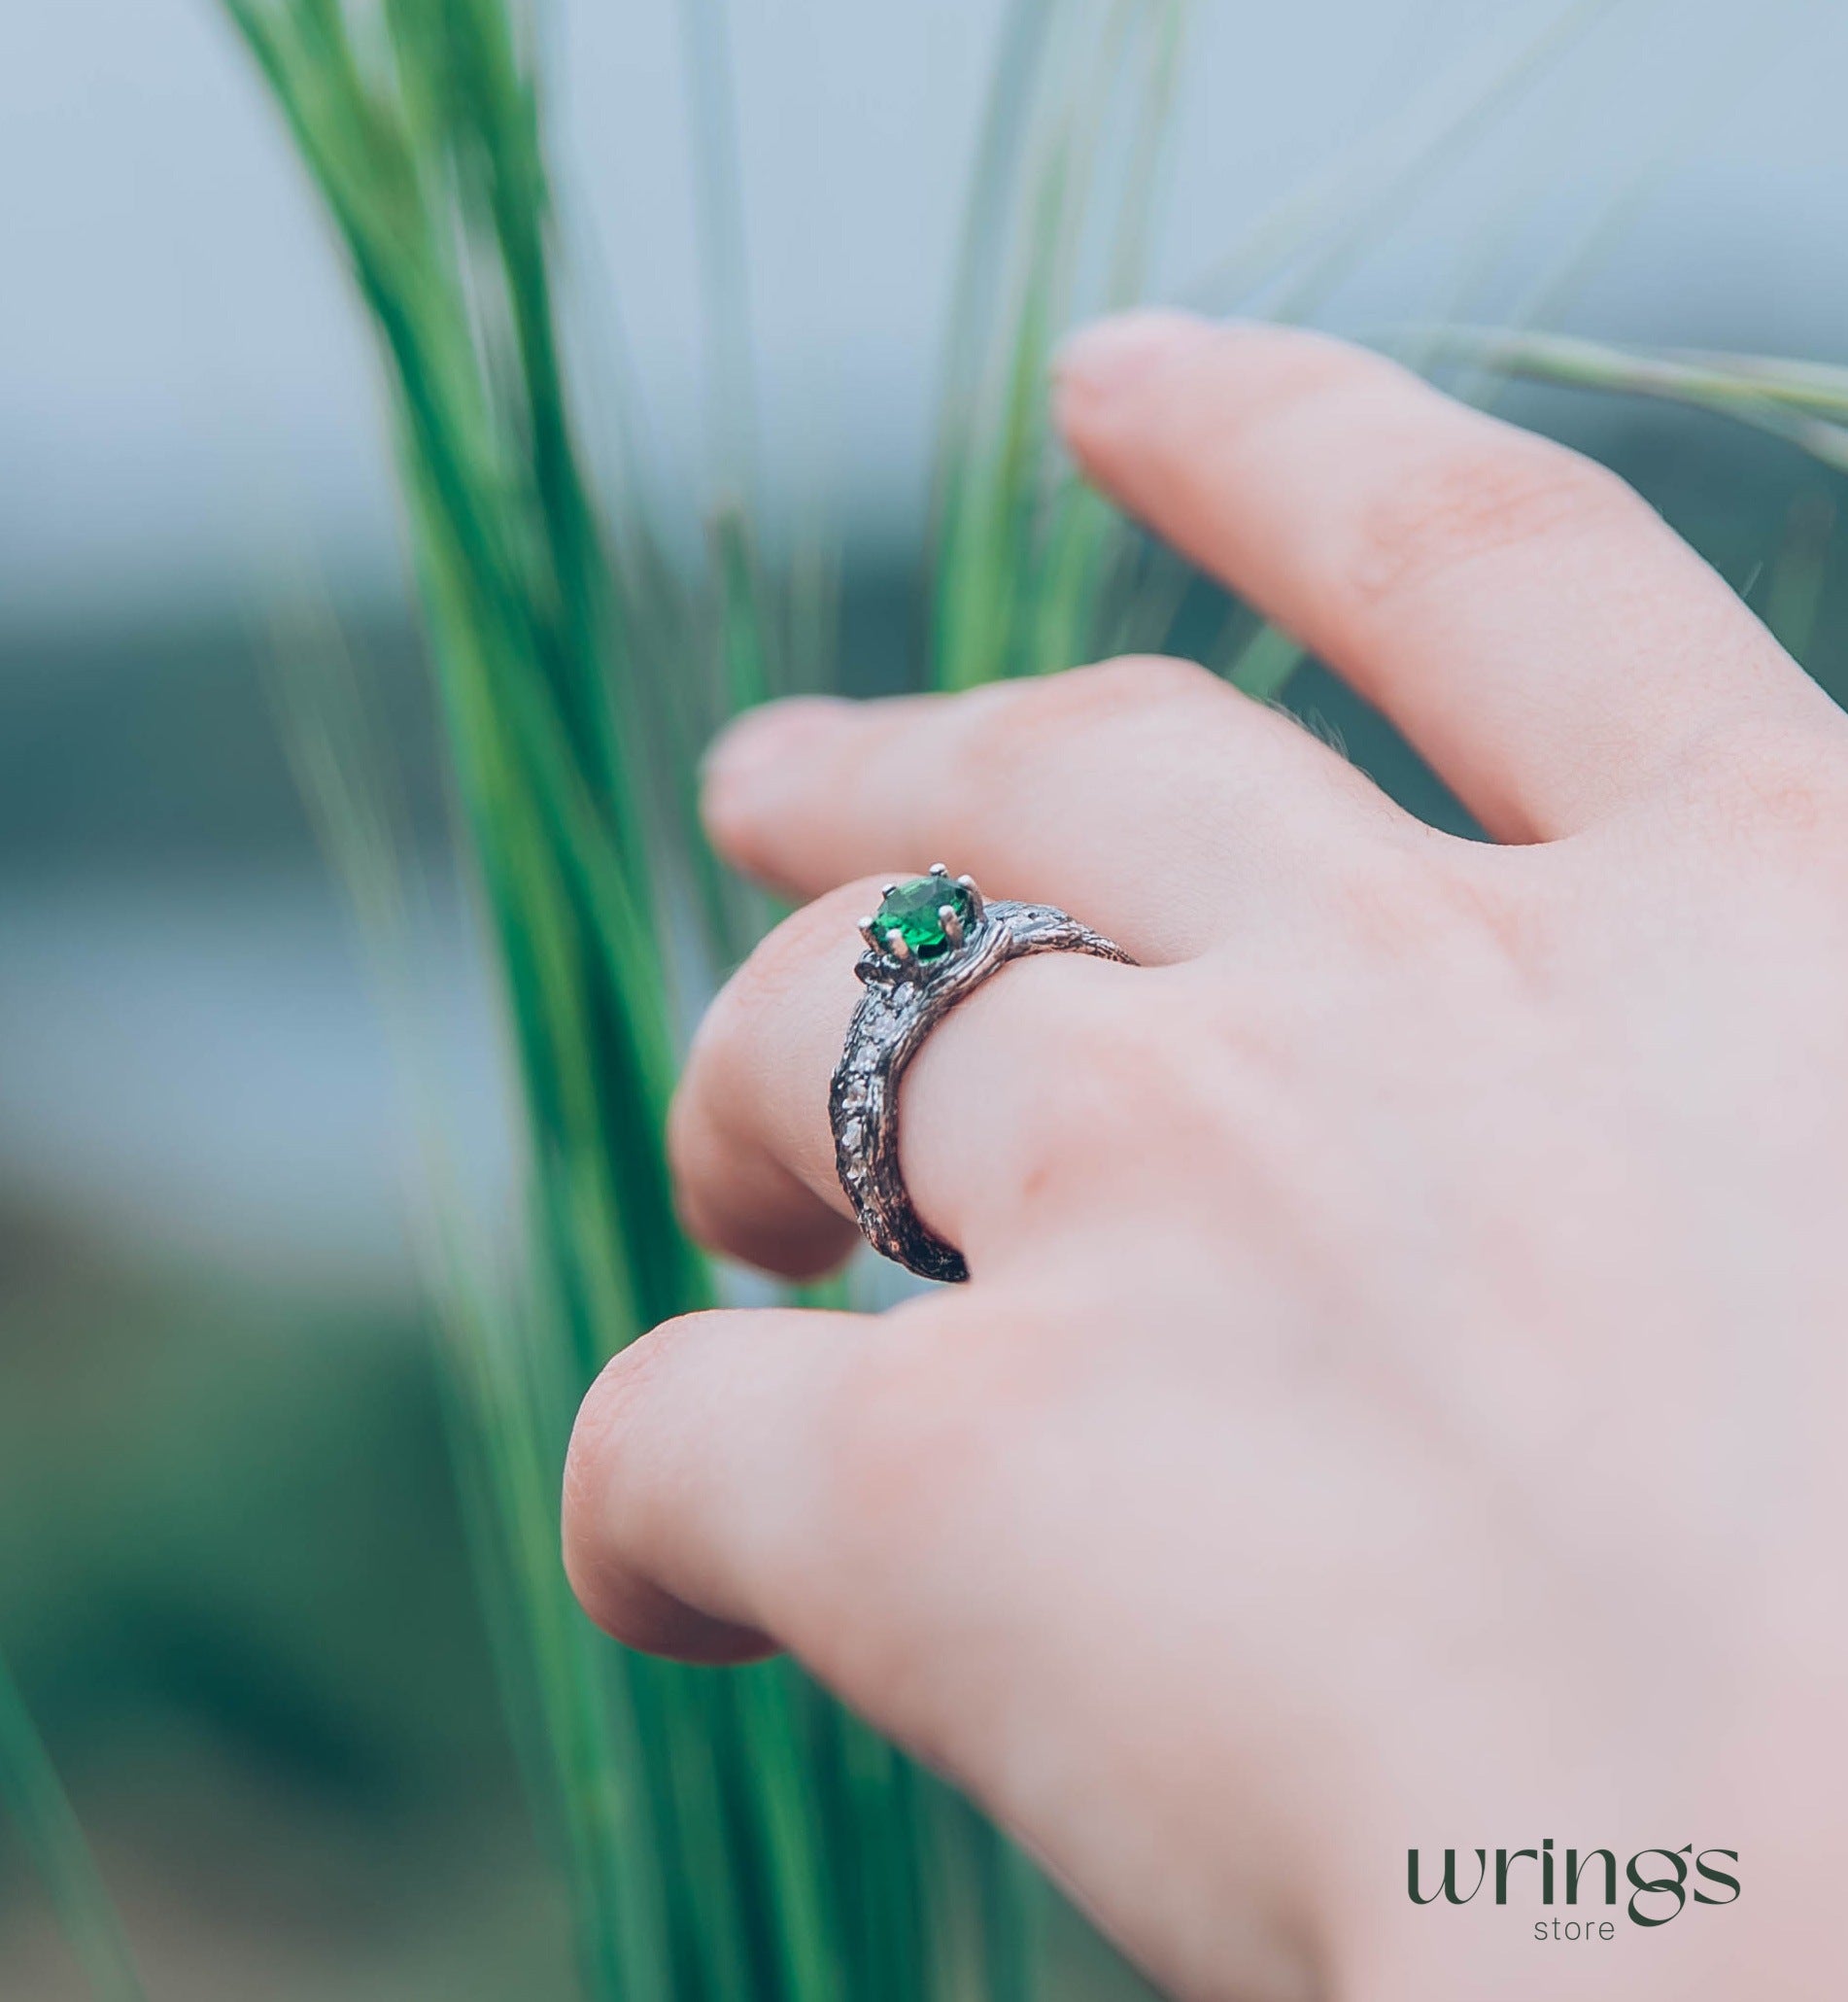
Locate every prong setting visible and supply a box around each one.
[862,870,985,980]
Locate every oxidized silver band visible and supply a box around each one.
[828,866,1134,1283]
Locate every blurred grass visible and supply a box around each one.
[0,1652,146,2002]
[218,1,1065,1994]
[1431,326,1848,473]
[0,1203,569,2000]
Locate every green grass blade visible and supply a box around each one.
[0,1651,148,2002]
[1426,328,1848,472]
[1184,0,1626,315]
[1762,495,1835,665]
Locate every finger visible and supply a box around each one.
[700,654,1420,956]
[562,1291,1118,1752]
[1055,310,1842,842]
[667,880,869,1280]
[563,1294,998,1693]
[668,874,1139,1280]
[564,1297,1327,2002]
[564,1305,865,1665]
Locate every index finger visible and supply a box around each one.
[1056,312,1843,842]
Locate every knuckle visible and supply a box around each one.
[1728,734,1848,836]
[811,1332,949,1520]
[1013,976,1208,1171]
[1057,651,1222,712]
[1338,844,1491,950]
[791,1305,1046,1708]
[1346,430,1630,610]
[562,1314,716,1615]
[796,1321,982,1598]
[753,882,874,1002]
[681,884,869,1087]
[668,986,764,1178]
[1699,731,1848,894]
[565,1313,707,1504]
[953,654,1221,787]
[1330,843,1549,996]
[563,1314,793,1659]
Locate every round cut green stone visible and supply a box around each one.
[876,876,975,961]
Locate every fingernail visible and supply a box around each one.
[702,697,854,821]
[1052,308,1217,404]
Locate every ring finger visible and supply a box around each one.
[670,873,1143,1279]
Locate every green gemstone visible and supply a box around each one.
[876,875,975,961]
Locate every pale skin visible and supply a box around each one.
[562,311,1848,1999]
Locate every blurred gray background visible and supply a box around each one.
[4,0,1846,1993]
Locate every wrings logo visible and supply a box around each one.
[1408,1842,1740,1941]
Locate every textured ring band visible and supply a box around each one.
[828,866,1135,1283]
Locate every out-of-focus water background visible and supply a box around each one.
[4,2,1847,1993]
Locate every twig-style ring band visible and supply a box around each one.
[829,866,1135,1283]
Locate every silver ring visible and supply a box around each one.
[828,865,1135,1283]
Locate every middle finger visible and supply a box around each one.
[700,654,1423,958]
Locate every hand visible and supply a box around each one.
[563,312,1848,2000]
